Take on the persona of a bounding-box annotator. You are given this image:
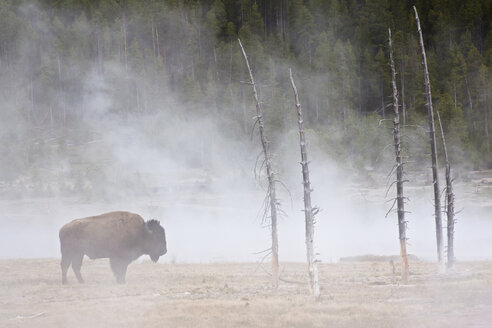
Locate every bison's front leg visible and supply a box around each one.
[110,258,129,284]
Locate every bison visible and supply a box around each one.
[59,211,167,284]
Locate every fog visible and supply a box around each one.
[1,130,491,263]
[0,1,491,266]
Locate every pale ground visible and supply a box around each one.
[1,259,492,327]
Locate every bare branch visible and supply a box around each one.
[253,250,273,274]
[374,143,395,164]
[378,119,393,126]
[385,198,398,218]
[274,179,293,209]
[253,247,272,255]
[385,180,398,198]
[250,117,260,141]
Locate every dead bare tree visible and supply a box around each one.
[289,68,321,300]
[482,73,490,152]
[413,6,444,270]
[388,28,409,283]
[436,110,456,269]
[122,14,128,73]
[238,39,279,288]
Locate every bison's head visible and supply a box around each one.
[145,219,167,262]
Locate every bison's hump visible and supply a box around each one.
[59,211,146,239]
[85,211,144,221]
[59,211,150,259]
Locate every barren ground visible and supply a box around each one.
[1,259,492,327]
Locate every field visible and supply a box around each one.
[1,259,492,327]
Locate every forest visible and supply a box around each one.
[0,0,491,197]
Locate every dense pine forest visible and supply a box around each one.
[0,0,491,197]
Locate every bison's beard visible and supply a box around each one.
[150,254,159,263]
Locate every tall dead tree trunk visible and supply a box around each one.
[483,76,490,152]
[151,17,156,59]
[29,76,34,123]
[381,80,386,119]
[464,75,473,113]
[56,54,66,126]
[389,28,409,283]
[156,27,161,60]
[400,57,407,125]
[486,101,490,152]
[121,14,128,74]
[414,6,444,270]
[289,68,321,300]
[97,32,103,74]
[238,39,279,288]
[436,110,456,269]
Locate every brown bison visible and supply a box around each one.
[59,211,167,284]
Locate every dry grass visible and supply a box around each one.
[1,259,492,327]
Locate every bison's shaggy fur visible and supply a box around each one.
[59,211,166,284]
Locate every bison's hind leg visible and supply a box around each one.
[71,253,85,283]
[110,258,129,284]
[61,255,71,285]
